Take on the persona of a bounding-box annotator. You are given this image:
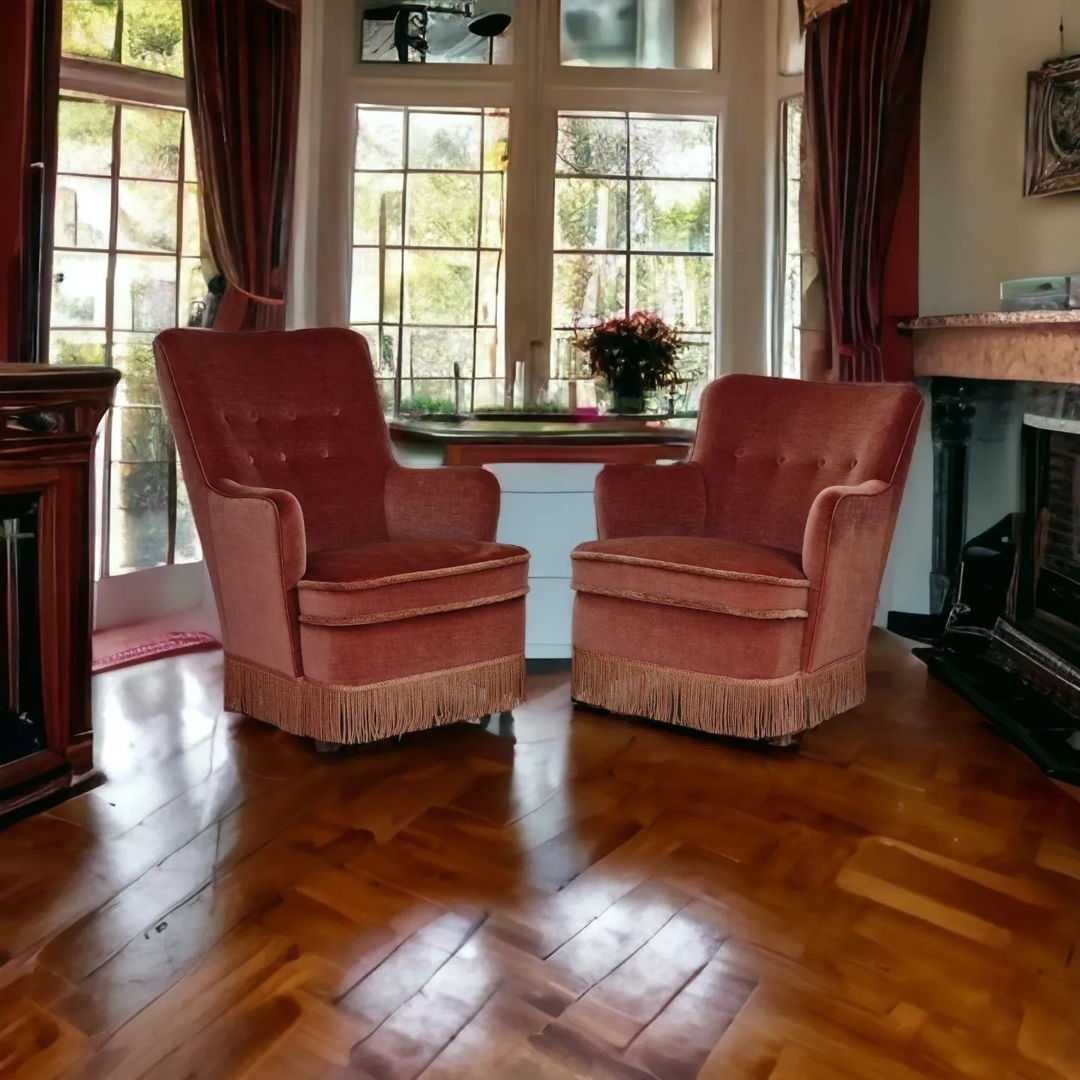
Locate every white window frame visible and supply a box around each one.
[306,0,735,405]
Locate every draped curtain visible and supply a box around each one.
[804,0,930,381]
[181,0,302,331]
[1,0,59,363]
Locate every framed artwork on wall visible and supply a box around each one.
[1025,54,1080,196]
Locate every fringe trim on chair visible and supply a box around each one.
[224,652,526,744]
[572,649,865,740]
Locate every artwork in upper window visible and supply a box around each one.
[61,0,184,77]
[1025,54,1080,197]
[560,0,716,70]
[358,1,515,64]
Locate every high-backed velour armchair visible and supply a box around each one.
[154,328,528,745]
[571,374,923,742]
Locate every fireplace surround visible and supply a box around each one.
[0,364,119,817]
[894,312,1080,784]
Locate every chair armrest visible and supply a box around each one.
[206,480,307,674]
[595,461,706,539]
[384,464,501,542]
[800,479,896,671]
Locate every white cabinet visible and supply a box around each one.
[487,464,603,659]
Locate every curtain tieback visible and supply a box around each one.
[228,282,286,306]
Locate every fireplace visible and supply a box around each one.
[0,364,118,818]
[891,311,1080,783]
[1021,417,1080,665]
[0,493,46,766]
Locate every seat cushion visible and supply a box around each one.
[572,535,809,619]
[298,540,529,626]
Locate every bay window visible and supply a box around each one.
[342,1,725,414]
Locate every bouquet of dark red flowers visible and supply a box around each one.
[572,311,684,412]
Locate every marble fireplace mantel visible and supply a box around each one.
[902,311,1080,383]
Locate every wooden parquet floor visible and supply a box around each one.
[1,631,1079,1080]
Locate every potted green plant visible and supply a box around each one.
[572,311,684,414]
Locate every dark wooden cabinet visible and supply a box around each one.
[0,363,119,818]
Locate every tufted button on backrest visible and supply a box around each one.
[691,374,924,552]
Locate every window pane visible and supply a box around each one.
[409,112,482,170]
[552,253,626,328]
[630,117,716,178]
[352,106,507,414]
[179,258,207,327]
[111,334,162,406]
[630,180,713,252]
[114,405,170,463]
[350,248,403,324]
[632,255,713,331]
[403,328,474,379]
[57,100,114,175]
[62,0,120,62]
[352,325,399,380]
[557,115,627,176]
[779,96,804,379]
[113,254,177,333]
[182,184,201,255]
[407,173,480,247]
[109,463,169,574]
[555,178,628,250]
[175,464,201,564]
[403,250,477,324]
[359,1,515,64]
[50,95,199,578]
[552,111,717,400]
[561,0,715,70]
[120,107,183,180]
[50,329,107,366]
[353,173,404,246]
[398,379,455,413]
[481,172,507,248]
[55,176,112,249]
[484,113,510,171]
[357,108,405,170]
[116,180,178,253]
[119,0,184,76]
[52,251,108,327]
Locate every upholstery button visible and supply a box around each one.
[734,448,744,458]
[250,411,259,421]
[277,451,287,461]
[330,407,341,417]
[817,458,826,467]
[286,410,296,420]
[849,458,858,468]
[247,454,255,464]
[319,448,329,458]
[777,455,786,464]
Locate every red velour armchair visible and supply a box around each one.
[571,374,923,741]
[154,328,528,745]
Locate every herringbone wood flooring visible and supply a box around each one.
[1,631,1079,1079]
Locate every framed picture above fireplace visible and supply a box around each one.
[1025,54,1080,196]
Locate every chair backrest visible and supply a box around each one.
[691,374,924,552]
[154,328,393,555]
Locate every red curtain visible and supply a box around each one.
[804,0,930,381]
[1,0,59,363]
[181,0,302,331]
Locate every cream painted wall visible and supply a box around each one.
[920,0,1080,315]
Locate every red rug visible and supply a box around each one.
[92,624,220,674]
